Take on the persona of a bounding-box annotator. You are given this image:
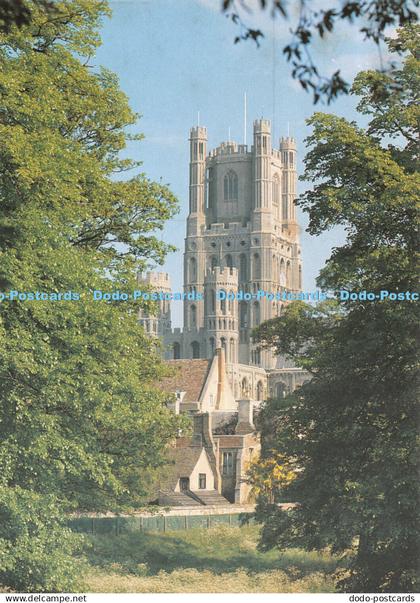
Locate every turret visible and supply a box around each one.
[137,271,172,338]
[252,119,272,231]
[204,266,238,364]
[279,136,297,225]
[187,126,207,236]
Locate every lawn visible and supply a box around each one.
[84,524,340,593]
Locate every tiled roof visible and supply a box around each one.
[214,435,244,448]
[173,447,203,478]
[162,447,204,490]
[158,359,211,403]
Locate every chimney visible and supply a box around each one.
[192,413,222,492]
[235,399,255,434]
[192,412,214,448]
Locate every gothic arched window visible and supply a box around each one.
[190,304,197,328]
[256,380,264,401]
[210,289,216,313]
[253,253,261,280]
[224,170,238,201]
[229,291,234,314]
[286,261,291,288]
[272,174,280,205]
[280,258,286,286]
[189,257,197,282]
[239,254,247,282]
[191,341,200,359]
[282,195,289,221]
[220,290,226,314]
[224,254,233,269]
[239,301,247,328]
[253,301,260,326]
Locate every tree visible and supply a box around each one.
[1,1,417,104]
[247,451,297,503]
[252,26,419,593]
[0,0,185,591]
[0,0,54,33]
[222,0,418,103]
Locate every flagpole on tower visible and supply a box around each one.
[244,92,247,146]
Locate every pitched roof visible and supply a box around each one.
[162,447,206,490]
[172,447,203,478]
[159,359,211,403]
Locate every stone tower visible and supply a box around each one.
[177,119,302,370]
[138,271,172,339]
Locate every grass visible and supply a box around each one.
[83,524,340,593]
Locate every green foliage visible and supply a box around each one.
[0,0,55,33]
[252,27,420,593]
[0,487,85,592]
[0,0,185,591]
[223,1,418,103]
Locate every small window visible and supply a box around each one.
[199,473,206,489]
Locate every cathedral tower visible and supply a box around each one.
[178,119,302,369]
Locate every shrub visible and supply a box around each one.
[0,487,85,592]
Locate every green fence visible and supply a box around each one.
[68,512,253,535]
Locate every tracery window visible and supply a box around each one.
[223,170,238,201]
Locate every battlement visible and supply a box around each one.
[204,266,238,286]
[138,271,171,288]
[190,126,207,139]
[205,222,249,234]
[253,119,271,133]
[208,141,250,158]
[279,136,296,150]
[206,142,293,163]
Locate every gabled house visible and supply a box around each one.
[157,348,260,506]
[160,348,237,415]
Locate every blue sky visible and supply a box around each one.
[95,0,389,326]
